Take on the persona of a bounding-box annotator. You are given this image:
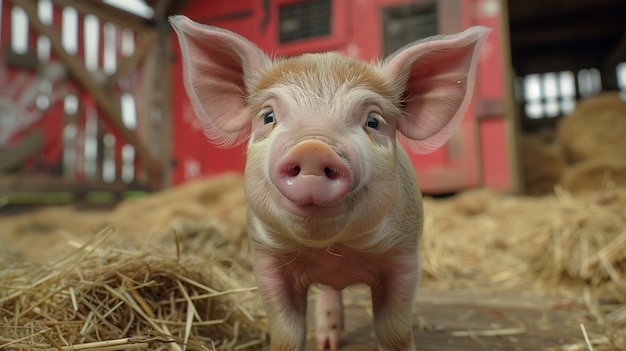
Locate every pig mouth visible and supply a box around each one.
[280,196,348,218]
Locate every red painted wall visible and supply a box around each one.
[170,0,512,192]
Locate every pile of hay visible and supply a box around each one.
[422,187,626,348]
[0,225,266,351]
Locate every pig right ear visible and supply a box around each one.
[382,26,489,154]
[170,16,271,147]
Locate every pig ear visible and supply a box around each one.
[383,26,490,154]
[170,16,271,147]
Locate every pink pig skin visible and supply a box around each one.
[170,16,489,351]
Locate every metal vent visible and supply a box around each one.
[279,0,331,43]
[382,1,438,57]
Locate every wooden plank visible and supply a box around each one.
[499,0,523,194]
[0,130,43,172]
[157,30,174,188]
[9,0,163,188]
[0,174,149,193]
[137,30,158,184]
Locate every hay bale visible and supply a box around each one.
[521,131,567,195]
[561,157,626,193]
[557,92,626,163]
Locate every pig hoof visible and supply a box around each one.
[315,311,341,350]
[315,328,340,350]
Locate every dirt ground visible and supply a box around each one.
[1,173,625,350]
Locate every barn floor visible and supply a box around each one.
[1,174,624,351]
[305,287,602,351]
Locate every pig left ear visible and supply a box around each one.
[383,26,490,154]
[170,16,271,147]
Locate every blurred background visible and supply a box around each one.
[1,0,626,207]
[2,2,626,349]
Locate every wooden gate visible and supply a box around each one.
[0,0,188,204]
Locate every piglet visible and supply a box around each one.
[170,16,488,351]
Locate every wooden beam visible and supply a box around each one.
[0,174,150,193]
[606,32,626,68]
[157,30,174,188]
[9,0,163,188]
[105,30,159,89]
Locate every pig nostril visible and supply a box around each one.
[324,167,342,180]
[285,165,301,177]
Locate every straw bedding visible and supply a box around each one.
[1,174,625,350]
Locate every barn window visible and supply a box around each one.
[64,94,79,116]
[84,107,99,178]
[121,144,135,183]
[103,22,117,75]
[577,68,602,98]
[558,71,576,115]
[37,0,53,61]
[121,92,137,183]
[517,68,604,120]
[63,122,77,178]
[521,71,577,119]
[84,14,100,72]
[522,74,542,119]
[121,28,135,57]
[616,62,626,99]
[11,6,28,55]
[278,0,331,43]
[121,93,137,129]
[382,1,438,57]
[62,6,78,55]
[103,133,116,183]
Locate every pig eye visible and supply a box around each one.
[365,114,380,130]
[263,110,275,124]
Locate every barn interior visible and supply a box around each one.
[508,0,626,195]
[1,1,625,350]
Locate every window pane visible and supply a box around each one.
[543,72,558,99]
[525,101,543,119]
[524,74,542,101]
[11,6,28,55]
[616,62,626,91]
[559,71,576,97]
[62,7,78,55]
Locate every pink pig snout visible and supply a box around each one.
[272,139,353,215]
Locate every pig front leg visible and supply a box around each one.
[254,251,309,351]
[315,287,344,350]
[371,263,420,351]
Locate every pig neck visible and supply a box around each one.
[255,241,418,292]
